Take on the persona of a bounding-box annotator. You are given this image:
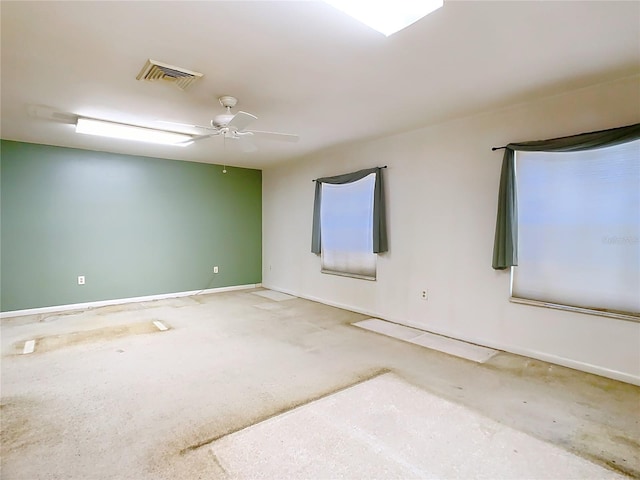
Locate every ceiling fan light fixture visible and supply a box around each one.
[75,118,193,146]
[324,0,443,36]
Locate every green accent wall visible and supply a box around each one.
[0,141,262,312]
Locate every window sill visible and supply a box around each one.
[321,269,376,281]
[509,297,639,323]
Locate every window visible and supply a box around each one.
[492,123,640,319]
[320,173,376,279]
[311,167,388,280]
[513,140,640,316]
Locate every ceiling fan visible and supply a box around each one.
[172,96,299,152]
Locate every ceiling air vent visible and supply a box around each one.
[136,59,203,91]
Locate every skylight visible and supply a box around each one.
[324,0,443,37]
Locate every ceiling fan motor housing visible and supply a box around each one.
[212,113,234,128]
[213,96,239,127]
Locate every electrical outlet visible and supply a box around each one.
[213,266,219,274]
[78,275,85,285]
[421,290,428,300]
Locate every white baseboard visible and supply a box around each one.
[395,319,640,387]
[0,283,261,319]
[263,283,640,387]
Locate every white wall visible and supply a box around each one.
[262,75,640,385]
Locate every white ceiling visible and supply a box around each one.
[2,1,639,169]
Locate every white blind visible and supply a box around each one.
[513,140,640,314]
[320,173,376,279]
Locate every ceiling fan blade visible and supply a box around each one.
[157,120,213,131]
[238,135,258,153]
[177,133,218,146]
[228,111,257,131]
[248,130,300,143]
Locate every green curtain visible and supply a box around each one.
[492,151,518,270]
[311,166,388,254]
[492,123,640,270]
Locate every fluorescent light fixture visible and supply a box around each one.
[75,117,193,146]
[324,0,443,36]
